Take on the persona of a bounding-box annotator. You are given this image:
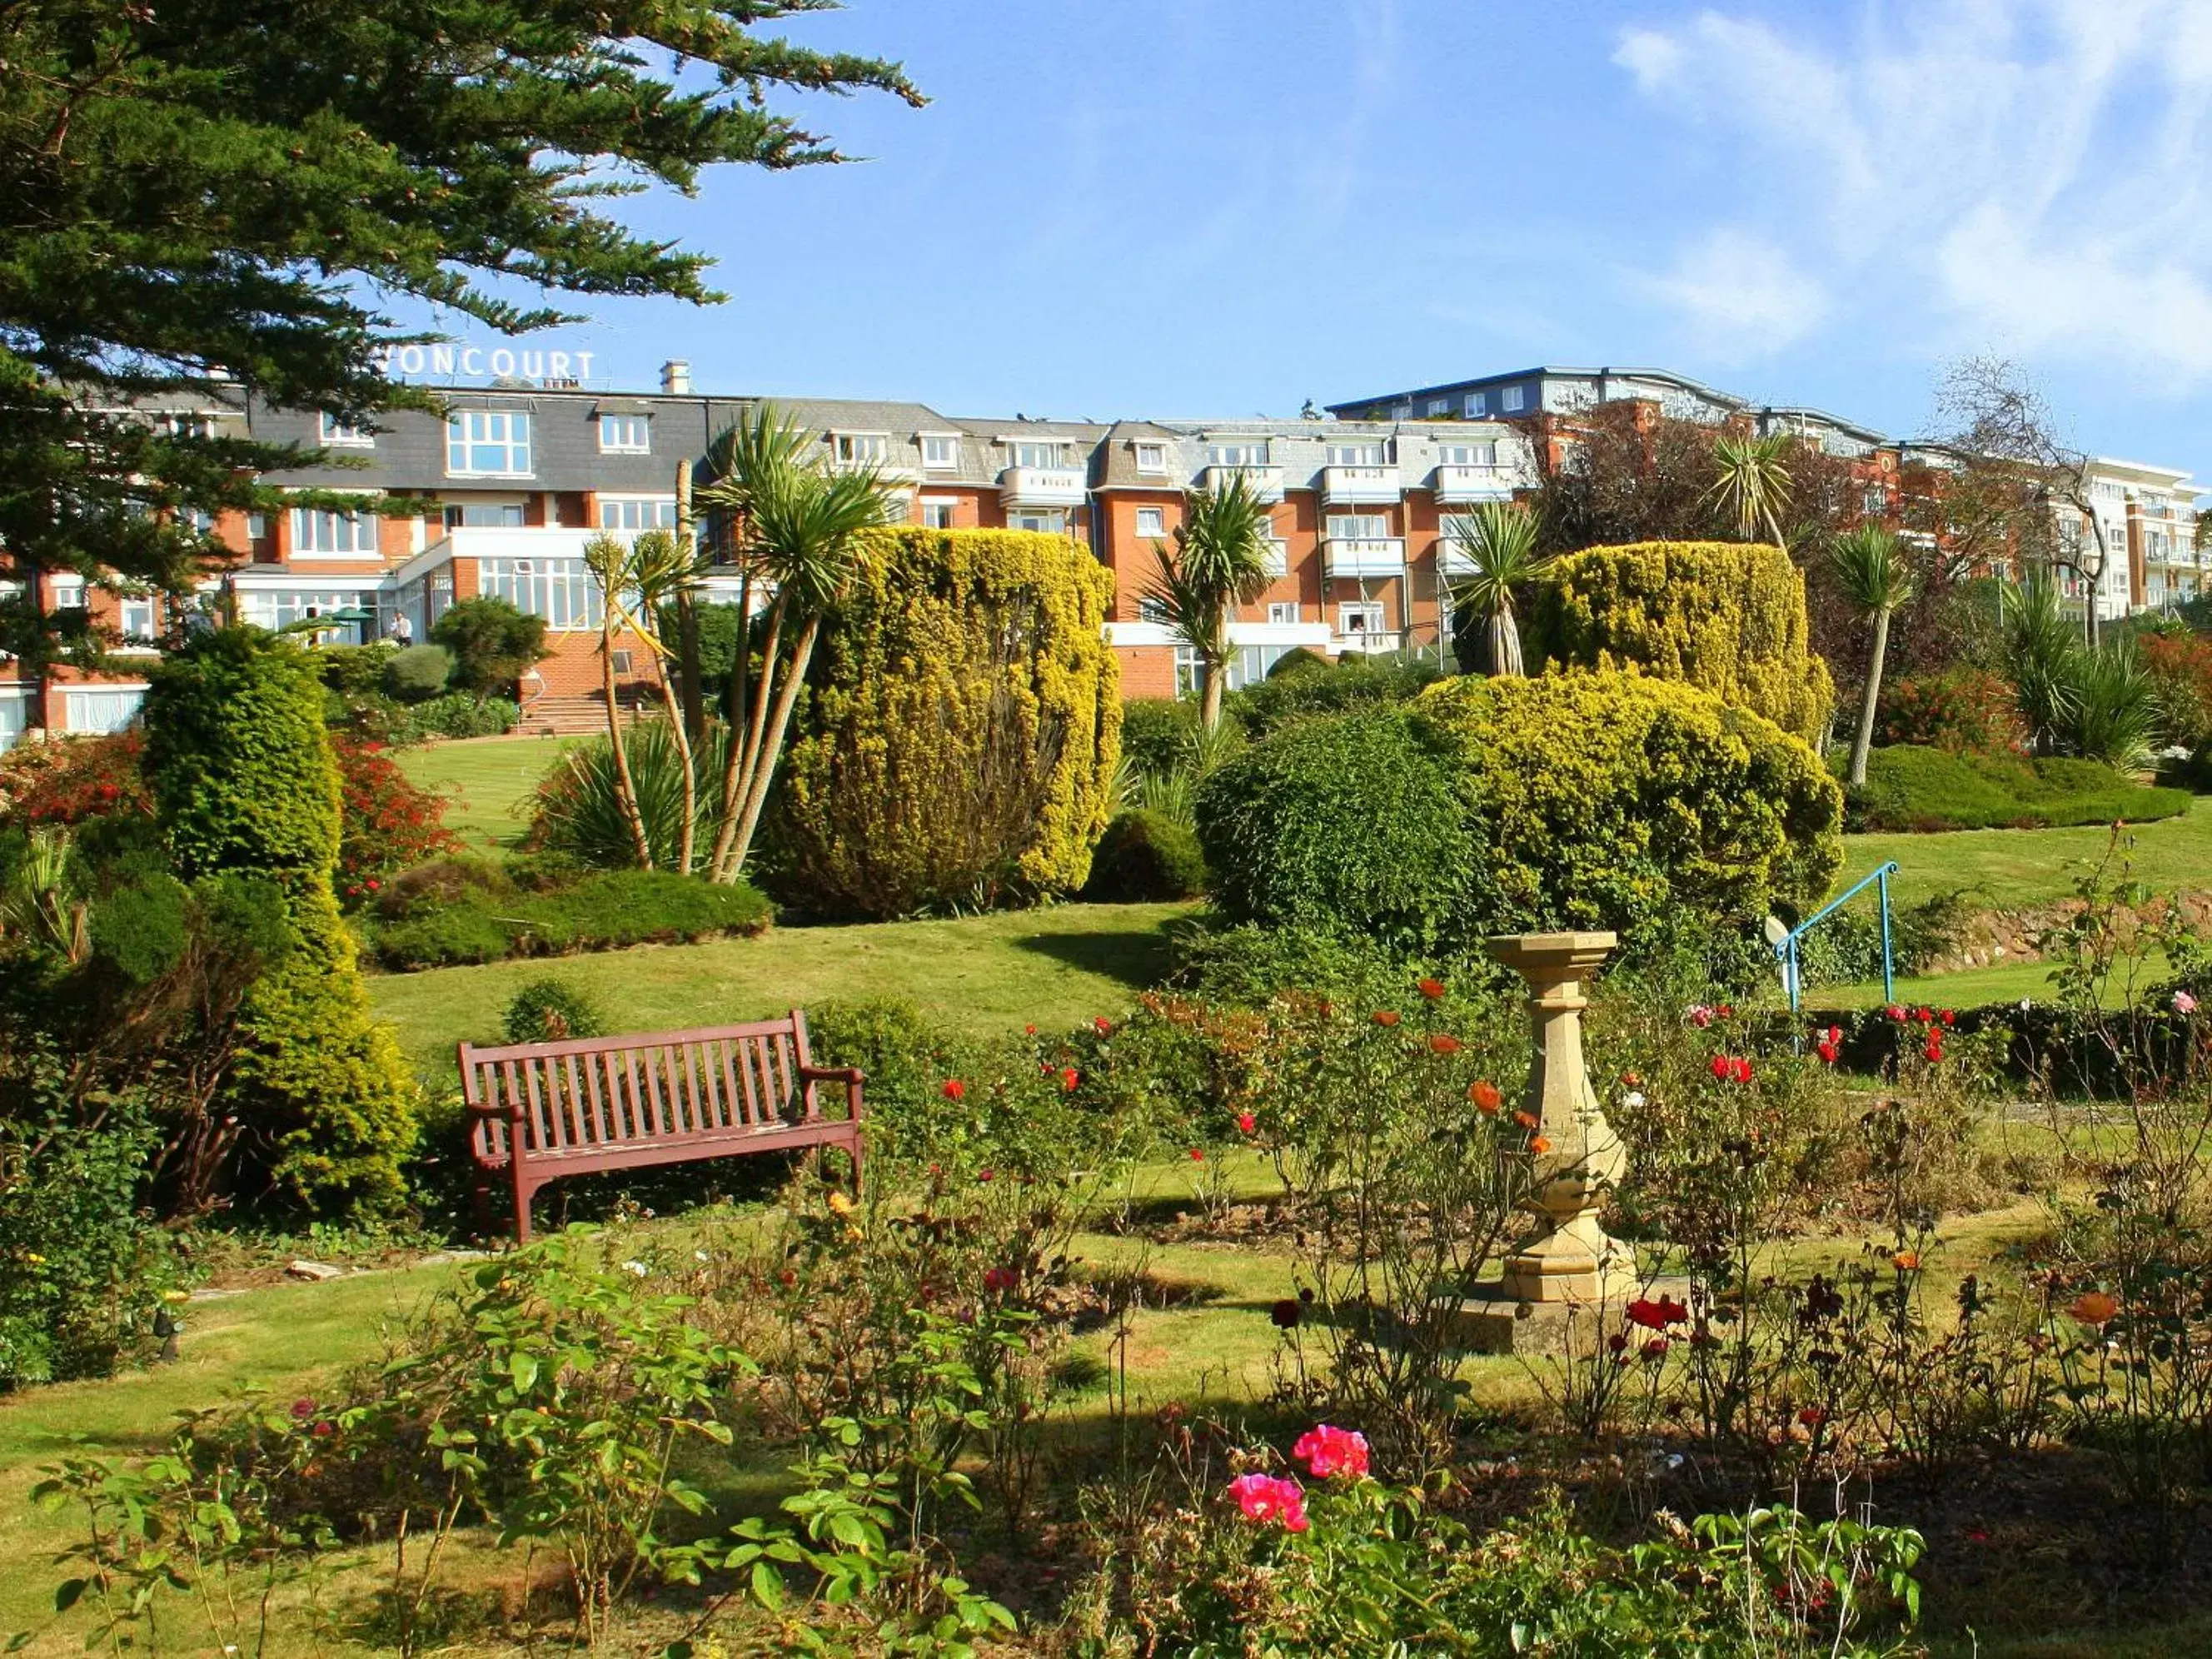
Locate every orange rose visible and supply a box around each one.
[2070,1290,2120,1326]
[1891,1250,1921,1272]
[1469,1079,1502,1114]
[1371,1009,1401,1028]
[1427,1034,1462,1055]
[1513,1109,1540,1131]
[1417,978,1447,1000]
[1528,1135,1552,1155]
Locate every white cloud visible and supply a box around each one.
[1642,230,1829,361]
[1612,0,2212,381]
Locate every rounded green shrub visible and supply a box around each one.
[501,978,610,1045]
[1085,809,1206,902]
[382,643,454,703]
[430,595,549,697]
[1420,671,1843,937]
[1194,705,1477,952]
[765,527,1120,918]
[1118,697,1200,776]
[1523,540,1836,745]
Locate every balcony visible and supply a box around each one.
[1203,464,1284,501]
[1321,536,1406,579]
[1320,465,1400,505]
[999,466,1087,508]
[1437,540,1476,580]
[1333,629,1402,655]
[1432,464,1513,504]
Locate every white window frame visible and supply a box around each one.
[595,496,679,532]
[1133,442,1169,474]
[1328,442,1388,466]
[1008,508,1067,534]
[919,434,960,470]
[1463,391,1487,417]
[291,505,381,558]
[1337,601,1386,637]
[1012,440,1068,471]
[1438,441,1497,466]
[598,414,652,455]
[0,687,30,753]
[319,411,375,448]
[832,431,891,466]
[50,575,88,610]
[1134,506,1168,538]
[1502,386,1526,413]
[1267,600,1300,625]
[117,593,160,648]
[1207,441,1272,467]
[1427,398,1449,416]
[445,410,534,478]
[63,685,149,736]
[920,497,959,530]
[1326,513,1389,541]
[476,557,605,631]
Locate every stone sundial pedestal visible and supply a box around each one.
[1454,929,1637,1355]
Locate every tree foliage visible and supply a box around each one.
[764,528,1121,919]
[1143,474,1278,730]
[1523,541,1836,745]
[0,0,919,671]
[431,598,551,699]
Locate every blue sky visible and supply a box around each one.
[436,2,2212,469]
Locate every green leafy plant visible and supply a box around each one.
[1445,499,1548,675]
[501,977,610,1044]
[429,596,550,699]
[1141,472,1279,731]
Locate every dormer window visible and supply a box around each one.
[1328,442,1387,466]
[919,434,959,469]
[1133,442,1168,474]
[832,432,889,466]
[1208,441,1271,467]
[599,414,650,454]
[1013,440,1068,470]
[320,412,374,447]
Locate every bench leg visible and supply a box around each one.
[511,1163,534,1246]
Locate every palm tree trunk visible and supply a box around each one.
[1848,606,1891,787]
[1198,639,1226,731]
[600,627,652,869]
[651,646,698,874]
[710,593,781,883]
[724,615,822,881]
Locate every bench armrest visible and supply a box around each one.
[797,1064,864,1122]
[464,1100,525,1118]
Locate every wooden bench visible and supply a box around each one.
[460,1009,863,1243]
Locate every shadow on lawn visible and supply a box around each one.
[1011,924,1178,994]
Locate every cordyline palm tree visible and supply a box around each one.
[2000,571,2080,756]
[696,403,899,884]
[1144,473,1278,731]
[1706,432,1795,545]
[1446,501,1548,675]
[1829,526,1918,786]
[625,526,710,872]
[581,530,655,869]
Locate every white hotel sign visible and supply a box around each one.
[378,342,598,381]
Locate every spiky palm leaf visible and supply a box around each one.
[2000,573,2081,755]
[1829,526,1918,785]
[1446,501,1547,675]
[1143,472,1278,729]
[1706,433,1795,544]
[2059,640,2162,773]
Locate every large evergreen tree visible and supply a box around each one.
[0,0,919,705]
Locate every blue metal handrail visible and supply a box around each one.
[1775,862,1901,1013]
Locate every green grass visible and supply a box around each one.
[394,732,575,851]
[368,900,1194,1081]
[1837,795,2212,910]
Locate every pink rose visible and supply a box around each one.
[1228,1472,1309,1532]
[1291,1423,1371,1480]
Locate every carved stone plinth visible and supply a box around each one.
[1458,931,1633,1351]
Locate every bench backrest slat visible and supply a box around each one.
[463,1012,827,1159]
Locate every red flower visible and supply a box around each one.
[1924,1038,1944,1064]
[1717,1004,1734,1019]
[941,1079,966,1100]
[1885,1004,1906,1021]
[1816,1041,1838,1064]
[1427,1033,1462,1055]
[1528,1134,1552,1155]
[1710,1054,1731,1080]
[1470,1080,1502,1114]
[984,1265,1019,1293]
[977,1168,994,1183]
[1094,1015,1113,1034]
[1826,1025,1842,1045]
[1512,1108,1539,1130]
[1024,1024,1037,1035]
[1371,1009,1401,1027]
[1627,1296,1689,1330]
[1237,1111,1257,1134]
[1270,1298,1303,1329]
[1729,1057,1754,1084]
[1292,1423,1371,1480]
[1940,1009,1955,1027]
[1188,1147,1204,1162]
[1417,977,1446,1000]
[1228,1472,1309,1532]
[1642,1337,1669,1359]
[1797,1406,1826,1428]
[1061,1067,1080,1091]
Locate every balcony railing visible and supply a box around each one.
[1321,536,1406,579]
[999,466,1087,508]
[1333,629,1402,655]
[1432,464,1512,504]
[1319,465,1399,505]
[1261,537,1288,579]
[1437,541,1476,580]
[1203,464,1284,501]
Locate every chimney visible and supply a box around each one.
[660,359,691,395]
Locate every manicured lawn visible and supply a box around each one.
[395,732,575,851]
[367,899,1195,1081]
[1838,794,2212,910]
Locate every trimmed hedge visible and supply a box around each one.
[1084,809,1206,902]
[1119,697,1200,776]
[1843,745,2191,832]
[1524,540,1835,745]
[1225,651,1443,737]
[1422,671,1843,937]
[1194,705,1478,952]
[361,867,771,970]
[765,527,1120,918]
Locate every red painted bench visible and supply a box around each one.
[460,1009,863,1243]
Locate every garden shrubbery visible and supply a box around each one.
[1084,807,1205,901]
[361,864,770,969]
[1194,703,1478,952]
[762,527,1120,917]
[1524,540,1835,744]
[1226,649,1443,736]
[1845,744,2190,832]
[1876,666,2024,753]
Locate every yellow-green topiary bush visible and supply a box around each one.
[765,528,1120,918]
[1420,670,1842,937]
[1523,541,1836,745]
